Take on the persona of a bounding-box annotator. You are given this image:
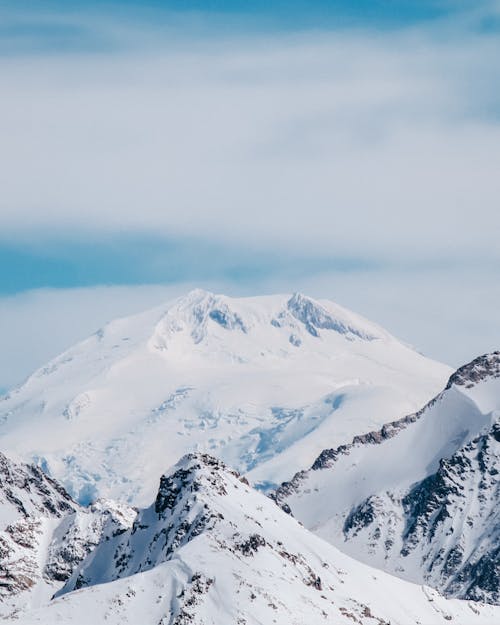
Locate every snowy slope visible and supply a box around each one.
[12,453,500,625]
[0,289,449,505]
[276,352,500,603]
[0,450,135,619]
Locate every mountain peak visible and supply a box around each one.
[41,450,500,625]
[445,351,500,390]
[182,287,215,302]
[0,289,449,506]
[154,453,241,516]
[286,292,379,340]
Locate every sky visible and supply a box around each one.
[1,0,499,391]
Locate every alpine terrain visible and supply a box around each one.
[275,352,500,605]
[0,290,450,505]
[0,450,135,619]
[2,289,498,623]
[6,453,500,624]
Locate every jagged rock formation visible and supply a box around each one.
[0,451,77,609]
[14,453,500,625]
[445,352,500,389]
[275,352,500,605]
[0,451,136,618]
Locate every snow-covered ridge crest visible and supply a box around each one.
[275,351,500,605]
[286,292,379,340]
[149,288,384,352]
[150,289,249,350]
[16,451,500,625]
[276,351,500,495]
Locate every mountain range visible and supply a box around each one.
[2,451,499,624]
[0,290,498,623]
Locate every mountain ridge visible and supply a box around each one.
[275,351,500,604]
[12,451,500,625]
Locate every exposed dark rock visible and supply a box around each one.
[445,352,500,390]
[236,533,266,556]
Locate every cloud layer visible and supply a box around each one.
[1,12,500,260]
[1,4,499,389]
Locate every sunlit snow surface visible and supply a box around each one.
[12,454,500,625]
[0,290,450,504]
[0,289,450,505]
[278,352,500,602]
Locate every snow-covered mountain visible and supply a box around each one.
[275,352,500,604]
[12,453,500,625]
[0,289,449,505]
[0,449,77,617]
[0,450,135,618]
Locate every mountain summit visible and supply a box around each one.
[0,290,449,505]
[15,452,500,625]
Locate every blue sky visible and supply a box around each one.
[0,234,374,294]
[1,0,499,390]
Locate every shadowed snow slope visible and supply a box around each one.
[276,352,500,604]
[0,289,449,505]
[12,453,500,625]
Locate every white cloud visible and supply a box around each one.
[0,26,499,259]
[0,12,498,391]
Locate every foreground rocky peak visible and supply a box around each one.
[154,452,241,515]
[12,451,500,625]
[59,453,255,593]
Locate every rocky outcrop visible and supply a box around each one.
[445,352,500,389]
[0,451,135,616]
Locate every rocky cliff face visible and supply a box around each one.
[0,451,135,618]
[445,351,500,389]
[0,451,77,606]
[343,417,500,603]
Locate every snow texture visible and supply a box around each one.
[276,352,500,605]
[9,453,500,625]
[0,289,449,505]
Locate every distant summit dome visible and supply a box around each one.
[0,290,450,506]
